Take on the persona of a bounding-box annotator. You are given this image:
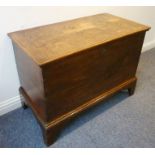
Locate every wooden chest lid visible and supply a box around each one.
[8,13,150,66]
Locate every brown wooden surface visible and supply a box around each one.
[8,13,150,66]
[12,42,47,121]
[43,32,145,121]
[8,13,150,146]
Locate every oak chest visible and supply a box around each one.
[8,13,150,146]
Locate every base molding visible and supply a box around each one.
[20,77,137,146]
[0,95,22,116]
[46,77,137,128]
[142,40,155,52]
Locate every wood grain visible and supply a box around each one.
[8,13,150,65]
[42,32,145,121]
[8,13,150,146]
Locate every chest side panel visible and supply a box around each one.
[12,43,46,121]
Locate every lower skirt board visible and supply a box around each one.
[19,76,137,146]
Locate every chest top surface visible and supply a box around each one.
[8,13,150,66]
